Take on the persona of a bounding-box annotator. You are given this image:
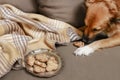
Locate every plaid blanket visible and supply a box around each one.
[0,4,82,78]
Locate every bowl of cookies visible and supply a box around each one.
[25,49,62,77]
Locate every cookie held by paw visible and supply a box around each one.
[73,41,84,47]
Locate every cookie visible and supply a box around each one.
[26,55,35,66]
[33,65,46,73]
[73,41,84,47]
[35,53,49,62]
[34,60,47,68]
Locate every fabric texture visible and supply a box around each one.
[0,4,82,78]
[37,0,87,27]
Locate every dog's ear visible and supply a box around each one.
[104,0,118,15]
[86,0,118,14]
[85,0,95,7]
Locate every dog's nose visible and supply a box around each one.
[82,35,89,44]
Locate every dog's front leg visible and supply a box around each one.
[74,32,120,56]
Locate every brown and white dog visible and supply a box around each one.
[74,0,120,56]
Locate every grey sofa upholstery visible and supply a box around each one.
[0,0,120,80]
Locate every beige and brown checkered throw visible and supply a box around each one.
[0,4,82,78]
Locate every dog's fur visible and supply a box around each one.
[74,0,120,56]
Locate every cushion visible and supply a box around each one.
[37,0,87,28]
[0,0,37,12]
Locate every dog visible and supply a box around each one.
[74,0,120,56]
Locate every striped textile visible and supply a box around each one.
[0,4,82,78]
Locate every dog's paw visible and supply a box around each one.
[74,46,94,56]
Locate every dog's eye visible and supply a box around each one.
[92,28,100,32]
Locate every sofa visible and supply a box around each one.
[1,0,120,80]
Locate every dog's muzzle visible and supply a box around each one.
[82,33,108,44]
[82,35,94,44]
